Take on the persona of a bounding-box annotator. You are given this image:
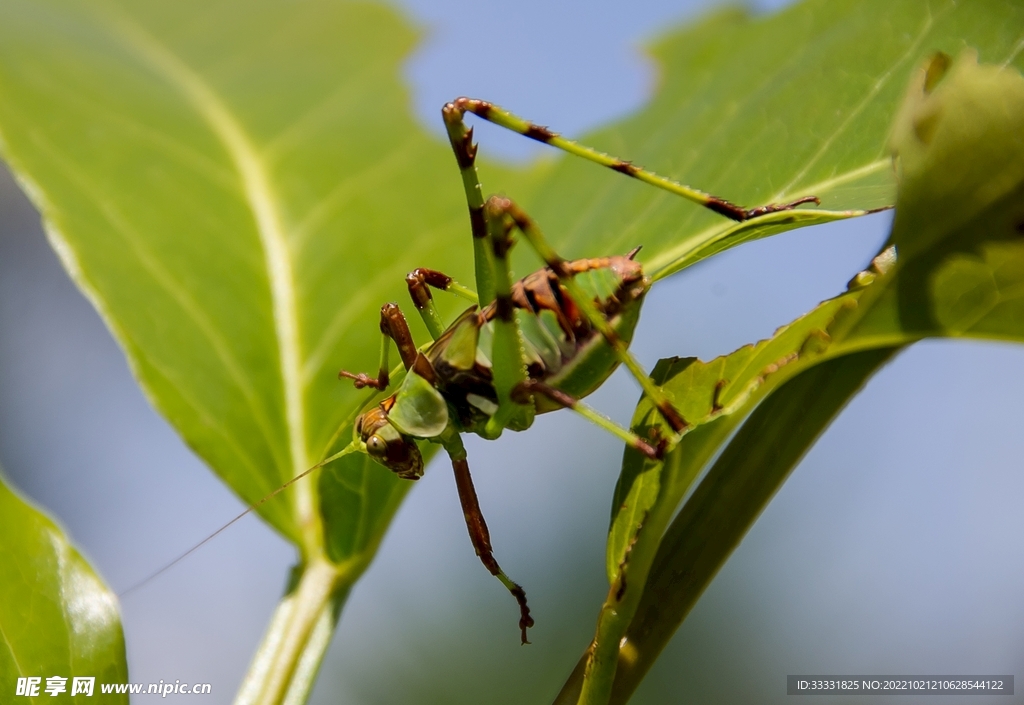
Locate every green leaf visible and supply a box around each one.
[0,0,500,556]
[3,0,1014,581]
[522,0,1024,281]
[319,453,412,566]
[1,0,1020,702]
[603,251,892,586]
[618,350,901,704]
[568,252,908,703]
[0,3,500,698]
[0,471,128,703]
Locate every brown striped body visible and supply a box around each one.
[426,253,648,435]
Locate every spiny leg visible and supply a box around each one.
[514,380,666,460]
[442,103,497,306]
[441,430,533,644]
[445,97,820,222]
[405,267,477,341]
[339,303,419,390]
[480,202,534,437]
[490,195,689,436]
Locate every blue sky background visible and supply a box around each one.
[1,1,1022,703]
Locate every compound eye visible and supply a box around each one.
[366,434,387,457]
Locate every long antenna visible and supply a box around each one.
[118,441,362,597]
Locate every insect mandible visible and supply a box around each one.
[332,98,825,643]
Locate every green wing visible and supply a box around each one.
[388,371,450,438]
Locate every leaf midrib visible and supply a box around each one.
[95,7,314,544]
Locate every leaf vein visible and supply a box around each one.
[95,9,315,531]
[771,8,942,200]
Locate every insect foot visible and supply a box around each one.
[445,449,534,644]
[338,369,388,390]
[740,194,821,220]
[445,97,827,225]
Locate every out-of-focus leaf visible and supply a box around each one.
[887,50,1024,260]
[0,472,128,703]
[860,50,1024,338]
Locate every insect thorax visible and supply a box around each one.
[427,253,650,435]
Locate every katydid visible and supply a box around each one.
[333,98,826,643]
[124,97,865,642]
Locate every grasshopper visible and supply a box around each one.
[332,98,825,643]
[122,98,850,639]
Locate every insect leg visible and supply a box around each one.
[442,431,533,644]
[446,97,819,222]
[405,267,477,341]
[514,380,665,460]
[339,303,419,389]
[481,200,534,438]
[492,196,690,436]
[441,103,496,306]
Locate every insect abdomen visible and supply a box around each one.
[427,253,649,430]
[535,300,644,411]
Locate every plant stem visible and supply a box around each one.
[574,470,681,705]
[234,557,345,705]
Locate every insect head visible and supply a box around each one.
[354,396,424,480]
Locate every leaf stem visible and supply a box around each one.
[574,467,681,705]
[234,557,345,705]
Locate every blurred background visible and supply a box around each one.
[1,0,1022,703]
